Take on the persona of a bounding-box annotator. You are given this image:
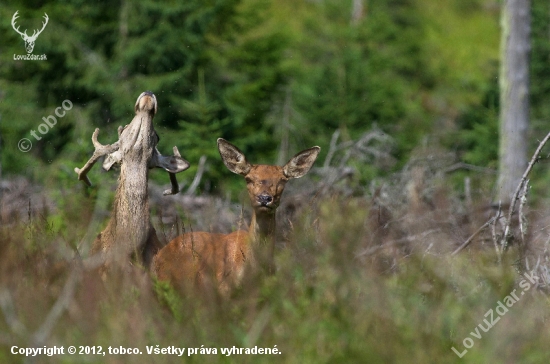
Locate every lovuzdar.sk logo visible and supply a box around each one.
[11,10,48,61]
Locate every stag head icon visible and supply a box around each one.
[11,11,49,54]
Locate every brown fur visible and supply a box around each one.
[152,139,320,293]
[76,92,189,271]
[91,93,159,269]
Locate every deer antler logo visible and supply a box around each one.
[11,11,49,54]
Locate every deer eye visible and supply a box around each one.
[245,177,253,184]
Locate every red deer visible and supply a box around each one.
[75,91,189,270]
[153,139,320,293]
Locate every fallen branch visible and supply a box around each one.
[356,229,441,257]
[444,162,496,175]
[0,253,85,351]
[491,202,502,261]
[452,217,496,256]
[185,155,207,196]
[518,179,529,247]
[0,289,27,338]
[323,130,340,169]
[31,260,82,347]
[501,131,550,252]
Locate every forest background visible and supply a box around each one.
[3,0,549,193]
[1,0,550,362]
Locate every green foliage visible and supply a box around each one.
[279,0,435,167]
[528,0,550,199]
[0,0,511,194]
[153,279,185,323]
[0,0,288,192]
[2,192,550,363]
[531,0,550,127]
[3,1,550,361]
[447,79,499,168]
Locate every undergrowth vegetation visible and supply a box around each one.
[1,156,550,363]
[1,1,550,362]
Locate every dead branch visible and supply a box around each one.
[501,131,550,252]
[356,229,441,257]
[245,307,271,348]
[464,177,472,208]
[444,162,496,174]
[338,128,393,168]
[0,249,100,349]
[451,217,496,256]
[323,129,340,169]
[318,127,393,194]
[31,261,81,347]
[185,155,207,196]
[0,289,27,338]
[491,202,502,261]
[518,179,529,247]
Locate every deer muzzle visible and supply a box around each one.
[257,194,274,207]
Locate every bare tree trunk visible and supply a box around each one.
[350,0,364,26]
[0,129,2,183]
[277,88,291,166]
[497,0,531,204]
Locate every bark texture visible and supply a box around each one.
[498,0,531,204]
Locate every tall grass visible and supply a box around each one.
[1,169,550,364]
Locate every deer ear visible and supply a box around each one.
[283,146,321,179]
[217,138,251,176]
[150,146,190,173]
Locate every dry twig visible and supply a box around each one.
[31,261,82,347]
[356,229,441,257]
[491,202,502,261]
[0,289,27,338]
[501,131,550,252]
[185,155,207,196]
[518,179,529,247]
[451,217,496,256]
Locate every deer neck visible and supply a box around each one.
[249,209,276,243]
[107,163,151,254]
[247,209,276,273]
[107,112,156,254]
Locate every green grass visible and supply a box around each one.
[1,185,550,364]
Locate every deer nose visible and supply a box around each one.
[257,194,273,205]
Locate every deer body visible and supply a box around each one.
[93,115,156,265]
[153,139,320,292]
[75,92,190,269]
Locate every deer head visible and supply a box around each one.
[217,138,320,216]
[75,91,190,195]
[11,11,49,54]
